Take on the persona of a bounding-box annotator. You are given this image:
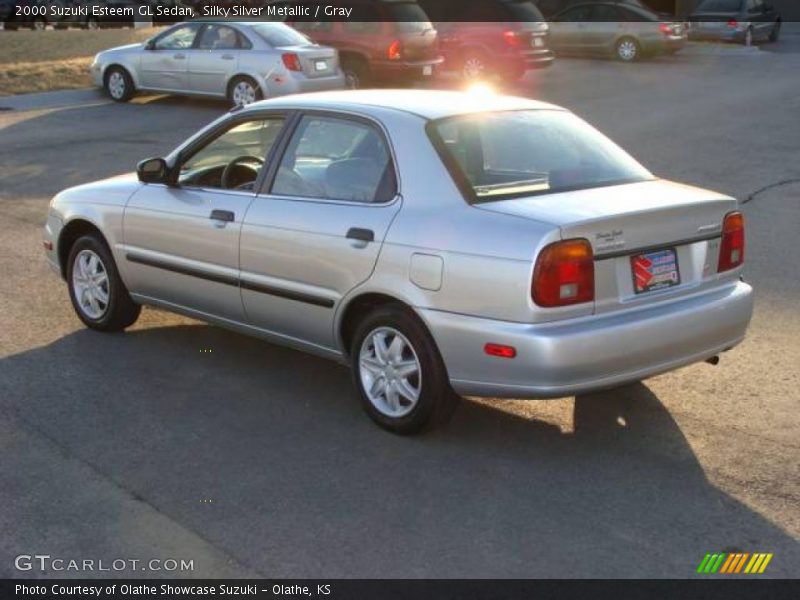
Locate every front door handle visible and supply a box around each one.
[221,54,235,60]
[210,209,235,222]
[346,228,374,243]
[173,53,186,60]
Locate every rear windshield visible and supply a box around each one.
[430,110,652,202]
[389,3,433,33]
[249,23,312,47]
[503,0,545,21]
[695,0,743,11]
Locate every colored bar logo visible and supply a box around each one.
[696,552,773,574]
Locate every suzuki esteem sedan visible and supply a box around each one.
[91,20,345,107]
[43,90,753,434]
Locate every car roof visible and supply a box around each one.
[241,89,564,121]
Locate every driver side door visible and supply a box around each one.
[122,115,288,321]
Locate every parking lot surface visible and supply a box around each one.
[1,36,799,578]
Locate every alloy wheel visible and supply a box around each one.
[463,57,487,79]
[617,40,638,61]
[107,72,126,100]
[359,327,422,418]
[232,81,257,107]
[71,249,109,320]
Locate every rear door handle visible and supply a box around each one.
[210,209,235,222]
[346,228,374,243]
[173,53,186,60]
[221,54,235,60]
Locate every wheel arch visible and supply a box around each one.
[103,62,140,89]
[57,218,107,280]
[337,292,431,358]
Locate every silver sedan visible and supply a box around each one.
[90,20,345,106]
[43,90,753,434]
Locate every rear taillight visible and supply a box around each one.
[502,30,521,47]
[282,53,301,71]
[718,211,745,272]
[532,239,594,307]
[387,39,402,61]
[727,19,738,29]
[659,23,673,35]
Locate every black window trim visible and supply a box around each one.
[257,108,401,207]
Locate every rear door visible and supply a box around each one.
[586,4,626,52]
[240,112,401,351]
[188,23,245,95]
[140,22,201,91]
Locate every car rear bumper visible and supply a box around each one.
[267,72,346,95]
[372,57,445,80]
[644,36,687,53]
[43,212,64,277]
[420,280,753,399]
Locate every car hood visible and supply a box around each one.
[53,173,140,208]
[97,43,143,58]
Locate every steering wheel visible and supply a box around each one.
[221,155,264,190]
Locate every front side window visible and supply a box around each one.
[154,23,200,50]
[271,116,396,203]
[430,110,652,202]
[178,118,286,191]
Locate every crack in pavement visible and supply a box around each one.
[743,179,800,204]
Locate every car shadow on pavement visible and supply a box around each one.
[1,322,798,578]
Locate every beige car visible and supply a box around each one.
[548,1,687,61]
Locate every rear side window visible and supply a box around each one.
[590,4,623,21]
[430,110,652,202]
[271,116,397,203]
[389,2,433,32]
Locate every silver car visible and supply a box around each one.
[548,2,687,61]
[90,20,345,106]
[42,90,753,434]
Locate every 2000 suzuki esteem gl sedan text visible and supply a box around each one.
[42,90,754,434]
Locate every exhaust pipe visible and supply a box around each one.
[705,355,720,366]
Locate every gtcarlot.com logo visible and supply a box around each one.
[696,552,773,575]
[14,554,194,573]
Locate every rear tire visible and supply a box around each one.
[66,235,141,332]
[341,56,370,89]
[615,37,640,62]
[769,20,781,43]
[227,75,262,108]
[350,306,459,434]
[104,66,134,102]
[461,51,490,80]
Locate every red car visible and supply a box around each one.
[269,0,443,88]
[419,0,555,81]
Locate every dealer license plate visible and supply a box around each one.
[422,65,433,76]
[532,37,544,48]
[631,248,680,294]
[315,60,327,71]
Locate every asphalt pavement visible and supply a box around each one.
[1,37,799,578]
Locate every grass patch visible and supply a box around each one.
[0,27,163,95]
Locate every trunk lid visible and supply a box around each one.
[476,179,739,314]
[279,45,339,78]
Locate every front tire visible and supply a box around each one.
[104,66,134,102]
[227,75,262,108]
[351,306,459,434]
[615,37,640,62]
[66,235,141,332]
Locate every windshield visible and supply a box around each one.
[249,23,312,47]
[430,110,653,202]
[696,0,743,11]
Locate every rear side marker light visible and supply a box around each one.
[727,19,738,29]
[485,343,517,359]
[532,239,595,307]
[659,23,673,35]
[43,241,53,251]
[718,211,745,272]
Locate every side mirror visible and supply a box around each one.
[137,157,169,184]
[144,39,155,50]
